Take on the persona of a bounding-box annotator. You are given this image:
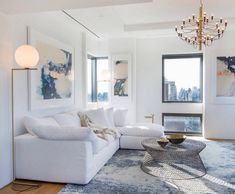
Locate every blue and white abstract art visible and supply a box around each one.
[29,28,74,110]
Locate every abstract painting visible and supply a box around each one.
[28,28,74,110]
[216,56,235,97]
[113,59,129,97]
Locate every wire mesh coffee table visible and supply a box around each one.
[141,138,207,180]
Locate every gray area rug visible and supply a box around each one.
[59,140,235,194]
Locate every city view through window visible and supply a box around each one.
[87,57,109,102]
[163,114,202,134]
[163,56,202,102]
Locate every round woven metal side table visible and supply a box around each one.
[141,138,207,180]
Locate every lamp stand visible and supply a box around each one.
[11,68,39,188]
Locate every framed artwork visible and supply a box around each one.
[216,56,235,97]
[111,54,131,101]
[28,28,75,110]
[212,50,235,104]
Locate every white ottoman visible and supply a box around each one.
[118,123,165,150]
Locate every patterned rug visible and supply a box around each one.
[59,140,235,194]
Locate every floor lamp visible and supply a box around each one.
[12,45,39,187]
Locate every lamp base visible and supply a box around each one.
[13,180,40,187]
[11,180,41,193]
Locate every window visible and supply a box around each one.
[162,54,203,103]
[87,55,110,103]
[162,113,202,135]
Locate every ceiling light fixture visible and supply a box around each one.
[175,0,228,50]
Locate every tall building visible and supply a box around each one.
[165,81,177,100]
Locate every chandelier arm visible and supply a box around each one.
[180,29,198,33]
[205,23,226,28]
[175,0,227,50]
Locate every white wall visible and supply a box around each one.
[135,37,203,124]
[204,31,235,140]
[10,11,86,134]
[0,12,13,189]
[86,34,109,57]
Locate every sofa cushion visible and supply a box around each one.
[32,125,93,140]
[114,109,128,127]
[24,116,60,135]
[54,113,81,127]
[95,138,109,153]
[32,125,106,154]
[118,123,164,137]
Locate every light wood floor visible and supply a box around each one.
[0,180,64,194]
[0,138,234,194]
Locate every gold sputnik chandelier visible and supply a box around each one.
[175,0,228,50]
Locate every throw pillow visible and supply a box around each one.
[114,109,128,127]
[54,113,81,127]
[78,112,93,127]
[24,116,60,135]
[104,107,115,128]
[83,108,109,127]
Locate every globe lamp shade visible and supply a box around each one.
[14,45,39,68]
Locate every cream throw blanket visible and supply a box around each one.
[78,112,119,141]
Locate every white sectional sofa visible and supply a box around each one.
[15,108,164,184]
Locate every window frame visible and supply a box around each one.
[162,53,203,103]
[162,113,203,136]
[87,54,109,103]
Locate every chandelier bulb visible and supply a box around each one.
[192,14,195,20]
[225,21,228,27]
[175,26,178,31]
[220,17,223,23]
[203,17,206,22]
[211,14,214,20]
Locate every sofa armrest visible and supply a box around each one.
[15,134,93,184]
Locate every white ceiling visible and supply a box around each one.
[1,0,235,39]
[0,0,152,14]
[65,0,235,38]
